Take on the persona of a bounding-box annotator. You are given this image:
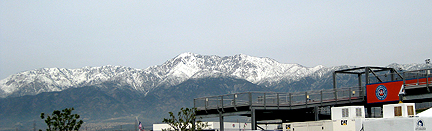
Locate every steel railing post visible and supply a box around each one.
[417,72,420,85]
[289,93,292,109]
[334,88,338,104]
[264,93,266,109]
[349,88,352,103]
[320,90,323,106]
[233,94,236,105]
[233,94,237,111]
[221,96,224,109]
[205,98,208,111]
[249,92,252,106]
[277,93,280,109]
[427,69,430,89]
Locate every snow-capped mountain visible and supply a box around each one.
[0,53,322,98]
[0,52,430,98]
[148,53,326,86]
[0,65,157,97]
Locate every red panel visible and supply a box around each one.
[405,77,431,86]
[367,81,403,104]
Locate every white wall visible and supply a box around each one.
[383,103,416,118]
[364,117,432,131]
[331,106,365,120]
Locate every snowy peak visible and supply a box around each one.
[0,66,152,97]
[167,52,203,77]
[175,52,199,59]
[148,53,325,86]
[1,52,430,98]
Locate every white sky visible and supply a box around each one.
[1,1,432,79]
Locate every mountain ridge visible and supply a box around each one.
[1,53,431,98]
[0,53,327,98]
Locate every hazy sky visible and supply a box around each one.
[1,1,432,79]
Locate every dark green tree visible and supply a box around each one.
[40,108,84,131]
[162,107,208,131]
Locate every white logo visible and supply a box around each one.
[416,119,426,130]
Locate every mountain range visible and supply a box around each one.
[1,52,431,130]
[0,52,330,98]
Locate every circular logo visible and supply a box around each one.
[375,85,388,100]
[418,120,424,127]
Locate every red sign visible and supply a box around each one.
[366,81,402,104]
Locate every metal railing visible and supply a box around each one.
[403,68,432,89]
[194,86,364,111]
[368,72,404,84]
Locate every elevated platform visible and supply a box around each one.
[195,87,365,130]
[402,68,432,102]
[194,67,432,130]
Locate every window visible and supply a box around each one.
[407,106,414,116]
[394,106,402,116]
[342,108,349,117]
[356,108,362,117]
